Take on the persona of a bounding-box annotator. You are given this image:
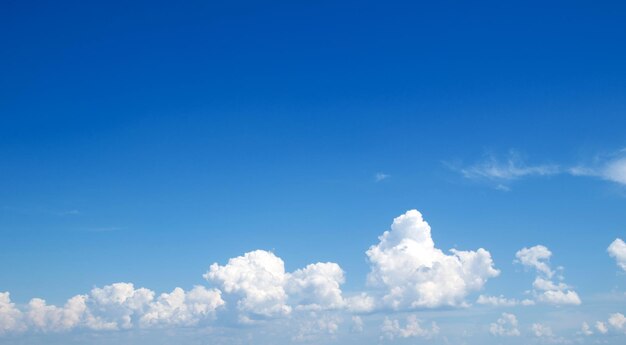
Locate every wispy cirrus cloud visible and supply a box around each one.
[453,148,626,191]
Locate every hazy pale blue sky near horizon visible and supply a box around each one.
[1,0,626,344]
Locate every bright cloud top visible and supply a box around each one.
[515,245,581,305]
[608,238,626,271]
[366,209,500,309]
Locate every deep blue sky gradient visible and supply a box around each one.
[1,0,625,317]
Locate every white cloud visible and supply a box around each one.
[459,152,559,182]
[596,321,608,334]
[580,322,593,336]
[515,245,581,305]
[366,210,499,309]
[375,173,390,182]
[532,323,553,337]
[286,262,345,311]
[608,313,626,331]
[140,286,224,327]
[476,295,534,307]
[0,292,25,334]
[351,316,364,332]
[345,293,375,313]
[515,245,554,278]
[570,151,626,186]
[381,314,439,339]
[204,250,291,318]
[608,238,626,271]
[205,250,350,320]
[26,295,87,332]
[489,313,520,336]
[291,313,341,342]
[86,282,155,330]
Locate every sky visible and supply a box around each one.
[1,0,626,344]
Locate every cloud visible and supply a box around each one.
[489,313,520,336]
[608,313,626,331]
[26,295,87,332]
[0,283,225,334]
[608,238,626,271]
[456,148,626,190]
[515,245,581,305]
[381,314,439,339]
[205,250,350,320]
[286,262,345,311]
[458,151,559,182]
[596,321,608,334]
[579,322,593,336]
[139,286,224,327]
[0,292,25,334]
[531,323,553,337]
[203,250,291,318]
[375,173,390,182]
[476,295,534,307]
[515,245,554,278]
[570,150,626,186]
[366,210,499,309]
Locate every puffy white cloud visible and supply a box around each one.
[345,293,375,313]
[86,283,155,330]
[366,210,499,309]
[26,295,87,332]
[381,314,439,339]
[580,322,593,336]
[608,313,626,331]
[596,321,608,334]
[516,245,554,278]
[515,246,581,305]
[489,313,520,336]
[532,323,553,337]
[476,294,534,307]
[0,292,25,334]
[286,262,345,311]
[608,238,626,271]
[205,250,350,319]
[140,286,224,327]
[204,250,291,318]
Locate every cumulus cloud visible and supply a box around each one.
[286,262,345,311]
[531,323,553,337]
[476,295,534,307]
[515,245,581,305]
[608,313,626,331]
[204,250,350,320]
[204,250,291,318]
[0,283,225,334]
[366,210,499,309]
[579,322,593,336]
[489,313,520,336]
[26,295,87,332]
[516,245,554,278]
[381,314,439,339]
[140,286,224,327]
[596,321,608,334]
[608,238,626,271]
[0,292,25,334]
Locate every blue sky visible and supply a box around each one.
[1,0,626,344]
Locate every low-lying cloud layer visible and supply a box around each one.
[0,210,623,343]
